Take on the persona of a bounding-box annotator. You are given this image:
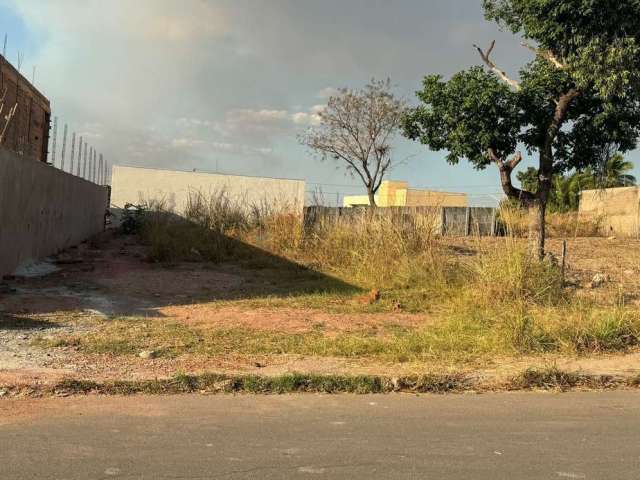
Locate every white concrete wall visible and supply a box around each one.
[0,147,109,277]
[110,165,306,214]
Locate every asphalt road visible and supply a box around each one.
[1,391,639,479]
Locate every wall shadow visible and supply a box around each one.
[0,215,360,321]
[0,314,59,331]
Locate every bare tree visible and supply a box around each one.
[300,79,406,207]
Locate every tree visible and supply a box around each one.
[597,153,637,188]
[403,0,640,258]
[518,151,637,213]
[300,79,406,207]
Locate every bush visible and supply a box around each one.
[120,203,147,234]
[465,240,564,305]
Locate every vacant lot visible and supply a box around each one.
[2,208,640,395]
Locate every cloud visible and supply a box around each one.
[221,109,290,134]
[317,87,341,99]
[76,122,105,141]
[176,118,213,129]
[217,105,324,141]
[291,111,321,126]
[5,0,236,166]
[292,104,326,125]
[171,137,272,157]
[9,0,230,42]
[4,0,528,186]
[170,137,208,149]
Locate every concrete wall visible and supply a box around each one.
[0,147,109,277]
[579,186,640,237]
[305,206,496,236]
[111,165,306,214]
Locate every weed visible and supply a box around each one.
[29,368,633,398]
[49,372,470,396]
[511,366,617,391]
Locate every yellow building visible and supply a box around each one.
[343,180,467,207]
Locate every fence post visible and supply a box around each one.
[560,240,567,285]
[465,207,471,236]
[440,208,446,236]
[92,149,97,183]
[82,143,88,179]
[60,123,68,172]
[76,136,83,176]
[490,208,497,236]
[50,116,58,166]
[69,132,76,175]
[88,146,93,181]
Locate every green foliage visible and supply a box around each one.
[120,204,147,234]
[404,0,640,213]
[483,0,640,98]
[517,153,637,213]
[594,153,637,188]
[403,67,520,168]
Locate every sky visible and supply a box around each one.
[2,0,637,206]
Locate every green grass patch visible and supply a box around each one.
[34,299,640,366]
[7,369,636,398]
[51,371,470,395]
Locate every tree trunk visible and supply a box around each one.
[528,200,546,260]
[367,189,377,207]
[531,149,553,260]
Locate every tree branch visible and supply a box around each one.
[506,151,522,170]
[521,41,566,69]
[488,148,535,204]
[545,89,579,156]
[473,40,521,91]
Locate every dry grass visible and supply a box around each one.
[498,204,602,238]
[40,191,637,368]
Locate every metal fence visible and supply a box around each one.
[303,206,497,236]
[46,115,111,186]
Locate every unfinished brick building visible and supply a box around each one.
[0,54,50,162]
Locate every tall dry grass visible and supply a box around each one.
[300,208,445,288]
[126,191,639,360]
[498,203,602,238]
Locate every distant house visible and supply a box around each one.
[343,180,467,208]
[579,186,640,238]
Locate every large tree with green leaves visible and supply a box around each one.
[403,0,640,258]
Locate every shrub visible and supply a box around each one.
[120,203,147,234]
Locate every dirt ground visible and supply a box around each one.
[1,231,640,392]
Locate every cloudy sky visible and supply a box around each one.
[2,0,635,204]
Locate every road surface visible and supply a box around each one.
[1,391,639,479]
